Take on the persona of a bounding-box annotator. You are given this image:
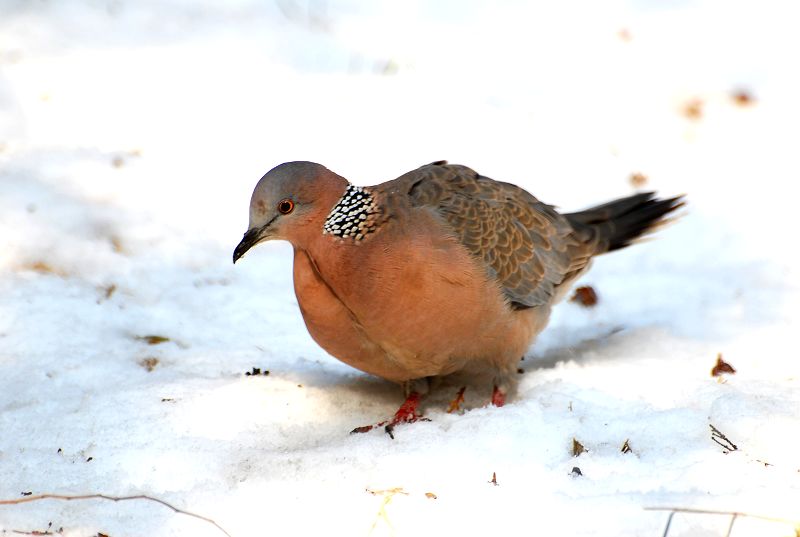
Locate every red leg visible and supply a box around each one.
[491,385,506,407]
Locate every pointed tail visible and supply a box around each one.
[565,192,686,253]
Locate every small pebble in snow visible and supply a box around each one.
[629,172,648,187]
[138,357,159,372]
[572,438,586,457]
[711,353,736,377]
[683,98,703,120]
[571,467,583,477]
[732,89,755,106]
[102,284,117,300]
[570,286,598,307]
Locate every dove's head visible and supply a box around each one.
[233,161,348,262]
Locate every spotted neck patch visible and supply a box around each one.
[323,184,381,240]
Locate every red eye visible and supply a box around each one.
[277,199,294,214]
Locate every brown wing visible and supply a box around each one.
[390,162,595,308]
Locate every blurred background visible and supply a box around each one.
[2,0,797,255]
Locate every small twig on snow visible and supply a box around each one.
[724,513,738,537]
[0,493,232,537]
[709,424,738,451]
[10,520,62,536]
[645,506,800,537]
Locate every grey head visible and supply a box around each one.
[232,161,348,263]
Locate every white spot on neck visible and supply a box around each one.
[323,184,381,240]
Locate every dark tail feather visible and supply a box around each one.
[565,192,686,253]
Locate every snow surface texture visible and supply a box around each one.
[1,1,799,536]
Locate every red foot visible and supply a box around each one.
[350,392,428,438]
[391,392,422,424]
[491,386,506,407]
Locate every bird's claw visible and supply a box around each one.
[351,391,428,438]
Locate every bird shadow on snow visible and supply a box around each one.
[276,326,682,429]
[530,326,630,372]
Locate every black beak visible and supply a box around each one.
[233,228,261,264]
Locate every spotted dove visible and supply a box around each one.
[233,161,683,431]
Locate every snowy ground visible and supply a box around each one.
[1,1,799,536]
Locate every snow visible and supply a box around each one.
[1,1,799,536]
